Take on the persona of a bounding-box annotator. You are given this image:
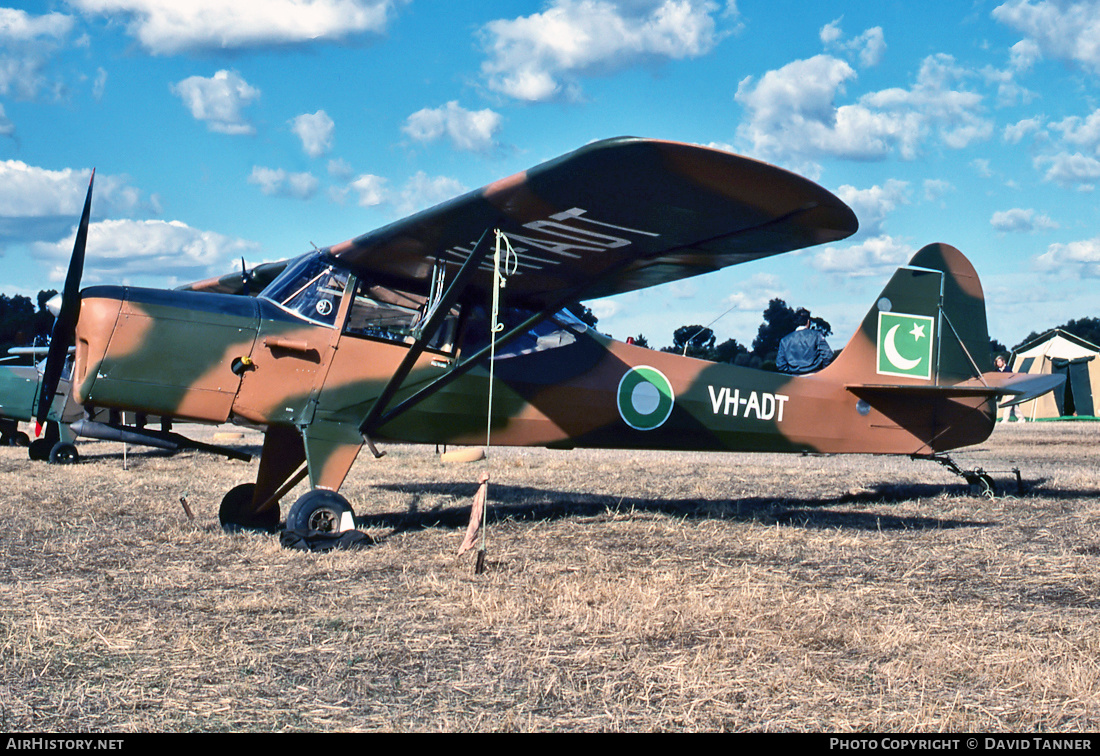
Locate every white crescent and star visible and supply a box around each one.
[884,324,922,370]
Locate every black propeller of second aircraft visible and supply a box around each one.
[35,169,93,433]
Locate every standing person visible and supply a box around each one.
[777,308,832,374]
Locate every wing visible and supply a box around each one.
[326,137,858,309]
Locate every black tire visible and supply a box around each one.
[219,483,279,533]
[48,442,79,464]
[13,431,29,447]
[286,489,354,534]
[976,473,995,499]
[28,438,52,461]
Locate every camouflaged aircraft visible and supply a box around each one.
[38,138,1061,533]
[0,349,78,459]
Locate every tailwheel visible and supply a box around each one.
[219,482,279,533]
[974,473,995,499]
[286,489,355,534]
[48,442,79,464]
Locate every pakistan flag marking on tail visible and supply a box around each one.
[877,312,936,380]
[617,366,675,430]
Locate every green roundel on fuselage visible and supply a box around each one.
[617,366,675,431]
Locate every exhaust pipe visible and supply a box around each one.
[70,419,251,461]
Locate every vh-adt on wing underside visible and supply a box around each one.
[326,137,859,310]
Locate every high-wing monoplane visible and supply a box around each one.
[39,138,1061,532]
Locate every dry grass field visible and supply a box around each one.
[2,421,1100,732]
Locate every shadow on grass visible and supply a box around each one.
[359,480,998,535]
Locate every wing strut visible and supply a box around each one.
[363,256,638,436]
[358,226,497,438]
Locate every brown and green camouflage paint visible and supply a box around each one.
[64,139,1047,523]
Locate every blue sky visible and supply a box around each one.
[2,1,1100,351]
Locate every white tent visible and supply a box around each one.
[1006,329,1100,420]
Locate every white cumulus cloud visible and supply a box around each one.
[1037,236,1100,277]
[993,0,1100,76]
[69,0,402,54]
[172,70,260,135]
[403,101,502,152]
[34,218,259,285]
[393,172,466,217]
[811,235,915,277]
[1004,116,1044,143]
[820,19,885,68]
[291,110,335,157]
[923,178,954,203]
[836,180,910,236]
[0,7,74,101]
[991,207,1060,232]
[480,0,731,101]
[0,162,159,245]
[248,166,320,199]
[736,53,991,173]
[349,174,388,207]
[344,171,466,215]
[1035,152,1100,189]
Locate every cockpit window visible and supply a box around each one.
[259,253,349,327]
[344,280,459,352]
[462,307,588,359]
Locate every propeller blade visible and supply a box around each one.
[35,169,94,430]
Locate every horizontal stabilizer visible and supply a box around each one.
[996,373,1067,407]
[848,383,1004,399]
[849,370,1065,407]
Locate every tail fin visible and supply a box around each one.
[826,242,991,385]
[822,243,1000,453]
[821,244,1062,453]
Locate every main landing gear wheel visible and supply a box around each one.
[28,438,52,461]
[48,442,79,464]
[286,489,355,534]
[2,430,29,446]
[219,483,280,533]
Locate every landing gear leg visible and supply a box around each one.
[219,425,304,532]
[915,454,1023,498]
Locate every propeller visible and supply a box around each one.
[35,169,94,433]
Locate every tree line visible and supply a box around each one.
[0,291,58,358]
[623,298,833,371]
[624,299,1098,370]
